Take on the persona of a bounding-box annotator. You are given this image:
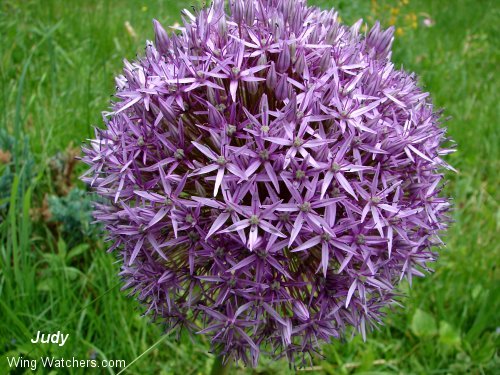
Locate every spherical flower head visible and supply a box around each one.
[81,0,455,367]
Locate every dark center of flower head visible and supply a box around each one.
[389,216,402,225]
[228,276,237,288]
[259,150,269,161]
[331,162,342,172]
[215,246,225,257]
[256,249,267,259]
[249,215,260,225]
[216,103,226,112]
[299,202,311,212]
[295,170,306,180]
[216,156,227,166]
[226,124,237,136]
[326,287,337,297]
[174,148,185,160]
[356,234,366,245]
[164,197,173,206]
[293,136,304,147]
[330,186,341,197]
[188,231,200,242]
[419,227,430,235]
[352,136,362,146]
[137,136,145,147]
[318,276,327,287]
[231,67,240,76]
[278,212,290,222]
[185,214,195,224]
[321,233,331,242]
[271,281,281,291]
[339,86,350,97]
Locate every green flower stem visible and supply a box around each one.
[210,356,232,375]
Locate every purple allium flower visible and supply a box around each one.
[81,0,455,367]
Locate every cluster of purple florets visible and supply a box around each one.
[82,0,454,366]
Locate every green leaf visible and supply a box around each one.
[411,309,437,337]
[67,243,90,261]
[439,321,461,346]
[37,278,56,292]
[57,236,67,259]
[471,284,482,300]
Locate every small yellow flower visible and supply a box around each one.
[396,27,405,37]
[141,6,148,12]
[390,7,400,16]
[405,13,418,29]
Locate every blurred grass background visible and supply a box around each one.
[0,0,498,373]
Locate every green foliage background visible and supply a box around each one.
[0,0,498,373]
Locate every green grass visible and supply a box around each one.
[0,0,498,374]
